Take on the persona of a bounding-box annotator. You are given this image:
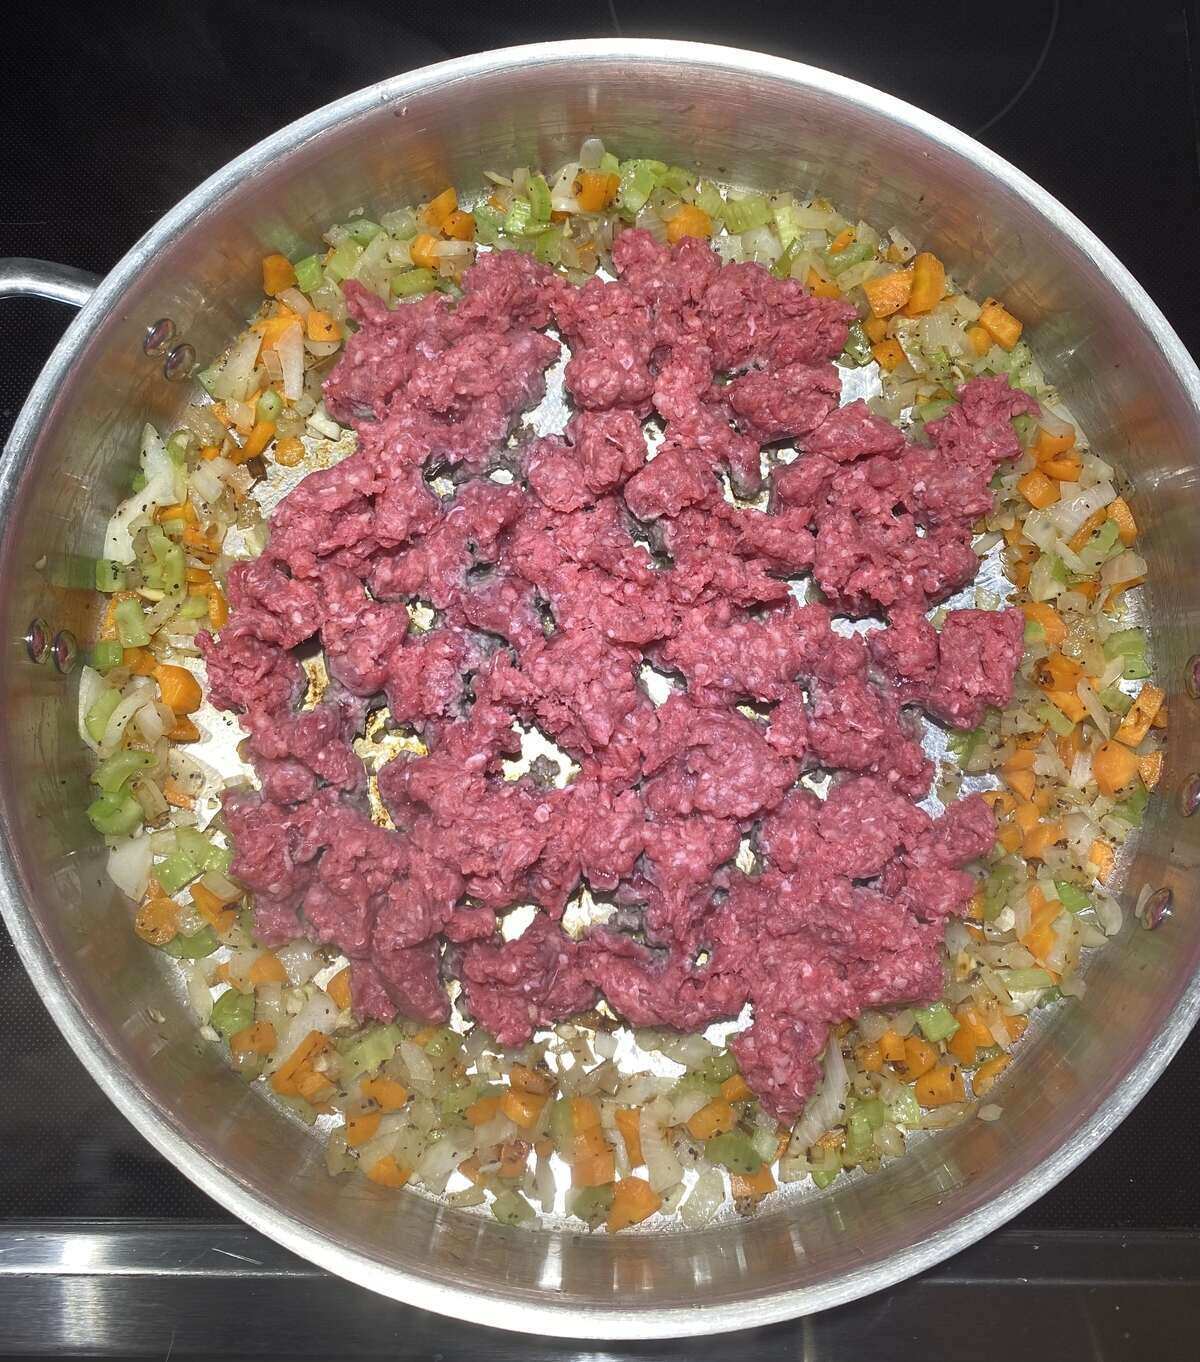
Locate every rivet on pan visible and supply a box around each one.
[1180,774,1200,818]
[51,630,78,674]
[1140,887,1172,931]
[143,318,176,356]
[1186,654,1200,701]
[25,618,50,663]
[163,342,196,382]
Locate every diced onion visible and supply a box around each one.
[1101,550,1147,587]
[1048,482,1115,538]
[641,1099,683,1193]
[275,287,313,316]
[77,666,106,753]
[579,138,605,170]
[415,1128,475,1195]
[1095,892,1123,937]
[100,688,155,757]
[107,833,153,901]
[790,1040,848,1151]
[209,331,263,402]
[679,1166,724,1228]
[276,321,305,401]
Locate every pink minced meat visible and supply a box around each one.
[205,231,1030,1122]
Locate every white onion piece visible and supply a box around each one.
[533,1149,557,1213]
[679,1165,725,1227]
[303,339,341,358]
[276,321,305,401]
[659,1033,714,1067]
[641,1099,683,1193]
[270,990,339,1070]
[274,939,323,985]
[189,461,224,504]
[790,1040,848,1151]
[184,962,214,1023]
[1101,550,1147,587]
[99,689,154,757]
[133,701,165,745]
[107,833,153,901]
[415,1128,475,1195]
[209,330,263,402]
[276,287,313,316]
[400,1038,435,1094]
[1095,892,1124,937]
[131,776,168,822]
[579,138,604,170]
[1076,679,1111,738]
[1048,481,1115,537]
[77,666,106,753]
[669,1090,710,1126]
[473,1112,518,1151]
[199,869,242,906]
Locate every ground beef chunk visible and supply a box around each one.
[206,231,1029,1122]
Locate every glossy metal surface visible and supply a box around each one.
[2,40,1200,1339]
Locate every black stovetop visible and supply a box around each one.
[1,2,1199,1357]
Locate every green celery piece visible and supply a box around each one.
[1098,686,1134,716]
[913,1002,960,1044]
[90,640,124,672]
[1037,702,1077,736]
[95,559,127,593]
[823,238,874,276]
[1054,881,1090,913]
[946,726,982,765]
[85,689,122,744]
[1002,966,1055,993]
[526,174,552,224]
[844,1110,874,1161]
[423,1025,462,1061]
[155,848,200,895]
[472,203,503,246]
[92,749,155,795]
[177,595,209,620]
[771,241,801,280]
[293,253,324,293]
[381,207,418,240]
[323,238,364,283]
[770,193,804,248]
[1123,655,1153,681]
[114,598,150,648]
[616,159,667,215]
[490,1189,534,1227]
[598,152,620,175]
[503,197,534,236]
[344,218,383,245]
[86,792,143,838]
[1112,782,1149,827]
[338,1024,403,1081]
[257,389,283,422]
[840,323,873,367]
[1024,617,1047,645]
[811,1167,840,1189]
[440,1080,488,1124]
[691,180,724,219]
[1013,414,1039,446]
[700,1050,739,1084]
[533,225,564,265]
[174,828,230,875]
[160,926,219,959]
[165,431,191,465]
[704,1131,762,1175]
[660,165,697,194]
[888,1085,921,1128]
[722,193,772,234]
[568,1184,615,1228]
[1102,627,1146,661]
[983,863,1017,922]
[672,1071,721,1101]
[391,268,440,298]
[549,1096,574,1148]
[211,988,254,1040]
[197,367,221,396]
[749,1126,780,1164]
[917,398,954,424]
[860,1097,886,1130]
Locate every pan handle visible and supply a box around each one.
[0,258,100,309]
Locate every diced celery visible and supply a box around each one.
[549,1096,574,1147]
[840,322,873,367]
[92,749,155,795]
[1001,966,1055,993]
[598,152,620,175]
[983,863,1017,922]
[1076,519,1121,572]
[660,165,697,194]
[381,207,418,240]
[770,194,804,248]
[1024,617,1047,645]
[211,988,254,1040]
[345,218,383,245]
[526,174,552,224]
[391,268,440,298]
[616,158,667,215]
[947,726,983,765]
[503,197,534,236]
[916,398,954,424]
[208,846,235,877]
[1112,783,1149,827]
[324,238,364,283]
[257,389,283,422]
[130,471,147,493]
[925,348,954,385]
[859,1097,886,1130]
[178,595,209,620]
[197,366,221,396]
[86,792,143,838]
[672,1071,722,1101]
[423,1025,462,1061]
[692,180,724,219]
[700,1050,739,1084]
[174,828,232,875]
[771,241,800,280]
[293,253,324,293]
[568,1184,614,1227]
[1037,702,1077,737]
[913,1002,960,1044]
[95,559,127,593]
[114,598,150,648]
[887,1085,921,1128]
[1013,414,1039,446]
[165,431,191,465]
[823,238,874,276]
[155,848,200,895]
[338,1024,403,1081]
[91,640,124,672]
[750,1126,780,1164]
[704,1131,762,1175]
[811,1167,840,1189]
[1102,627,1146,661]
[1054,881,1090,913]
[85,688,122,743]
[845,1110,874,1161]
[490,1189,534,1226]
[1122,655,1153,681]
[1098,686,1134,716]
[160,926,219,959]
[532,225,563,265]
[472,203,503,246]
[441,1080,493,1124]
[721,193,772,234]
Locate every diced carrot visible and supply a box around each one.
[1041,451,1083,481]
[1017,469,1059,509]
[730,1165,777,1204]
[344,1108,382,1148]
[230,1021,277,1057]
[262,253,296,296]
[458,1155,483,1186]
[498,1140,531,1177]
[413,1026,438,1046]
[1035,425,1076,461]
[1020,601,1067,648]
[326,967,352,1011]
[1023,820,1065,861]
[534,1137,553,1159]
[209,401,232,428]
[575,170,620,213]
[900,1035,937,1081]
[199,444,222,461]
[615,1107,644,1168]
[1005,748,1037,772]
[134,894,179,946]
[966,324,991,356]
[997,823,1023,854]
[1093,739,1142,796]
[967,886,986,921]
[607,1177,662,1232]
[239,420,276,460]
[978,298,1023,350]
[805,267,842,300]
[721,1074,754,1102]
[249,952,288,987]
[465,1095,502,1127]
[306,310,342,343]
[1010,559,1032,589]
[271,1031,330,1098]
[273,436,305,467]
[1114,684,1165,747]
[863,316,890,343]
[916,1063,965,1107]
[206,585,229,632]
[501,1086,548,1130]
[442,209,476,241]
[665,204,713,245]
[879,1030,906,1063]
[953,1005,994,1052]
[123,647,158,676]
[828,226,855,253]
[421,188,458,230]
[1044,687,1087,724]
[1004,1014,1029,1041]
[1153,704,1168,730]
[1003,767,1036,802]
[861,268,914,318]
[1020,885,1060,966]
[162,779,195,811]
[156,500,198,526]
[189,881,235,933]
[366,1155,411,1189]
[1104,575,1147,611]
[1139,750,1164,791]
[410,233,441,269]
[1035,651,1083,692]
[1089,838,1116,882]
[871,338,907,372]
[685,1098,736,1141]
[185,566,211,586]
[509,1064,553,1095]
[361,1075,409,1111]
[856,1042,884,1072]
[981,790,1016,817]
[570,1096,601,1132]
[1014,801,1041,835]
[1068,508,1109,554]
[167,715,201,743]
[571,1126,615,1188]
[1108,496,1138,545]
[973,1054,1012,1097]
[153,663,203,715]
[902,252,946,315]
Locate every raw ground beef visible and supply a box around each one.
[208,232,1031,1122]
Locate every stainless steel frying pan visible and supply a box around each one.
[2,40,1199,1340]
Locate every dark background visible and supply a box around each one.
[0,0,1198,1353]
